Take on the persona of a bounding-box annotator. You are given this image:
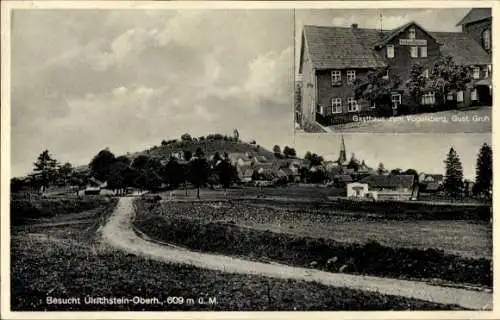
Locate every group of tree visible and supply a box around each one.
[273,145,297,159]
[354,55,473,113]
[443,143,492,199]
[88,147,238,198]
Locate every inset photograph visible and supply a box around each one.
[295,8,492,133]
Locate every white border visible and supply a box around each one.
[1,1,498,319]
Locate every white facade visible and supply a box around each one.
[346,182,370,198]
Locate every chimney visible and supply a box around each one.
[351,23,358,30]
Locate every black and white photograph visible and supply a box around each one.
[0,1,497,319]
[295,8,493,133]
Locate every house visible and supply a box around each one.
[457,8,492,55]
[237,165,254,184]
[419,173,444,193]
[228,152,253,167]
[346,182,373,199]
[333,174,353,187]
[299,18,492,126]
[85,177,107,195]
[357,174,418,201]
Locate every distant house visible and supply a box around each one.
[419,173,444,193]
[334,174,353,187]
[85,177,107,195]
[346,182,372,199]
[228,152,253,167]
[237,166,254,184]
[457,8,492,55]
[356,174,419,201]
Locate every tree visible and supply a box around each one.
[377,162,387,175]
[443,147,464,199]
[33,150,59,192]
[163,157,185,189]
[11,178,25,193]
[58,162,74,185]
[283,146,297,158]
[107,161,128,195]
[429,55,473,104]
[347,154,360,171]
[89,149,115,182]
[389,168,403,175]
[217,158,237,190]
[116,155,131,166]
[233,129,240,141]
[309,153,323,167]
[131,155,150,171]
[212,152,222,166]
[354,67,401,113]
[273,145,282,157]
[183,150,193,161]
[304,151,313,162]
[181,133,193,141]
[404,169,420,182]
[473,143,492,198]
[189,151,209,199]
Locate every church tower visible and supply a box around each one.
[337,135,347,165]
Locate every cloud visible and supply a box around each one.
[11,9,294,176]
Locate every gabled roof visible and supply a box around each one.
[375,21,440,48]
[302,25,387,69]
[422,174,444,182]
[360,174,415,189]
[431,32,491,65]
[456,8,492,26]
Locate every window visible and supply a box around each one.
[391,93,401,109]
[421,92,435,105]
[409,27,416,39]
[347,70,356,83]
[420,46,427,58]
[410,46,418,58]
[471,89,478,101]
[447,92,454,100]
[347,97,360,112]
[318,104,324,115]
[457,90,464,102]
[331,70,341,85]
[423,69,429,79]
[473,67,480,79]
[387,45,395,58]
[482,29,491,50]
[485,65,491,78]
[331,98,342,114]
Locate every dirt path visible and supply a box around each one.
[101,197,492,310]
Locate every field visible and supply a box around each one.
[134,198,492,287]
[10,195,466,311]
[146,200,491,259]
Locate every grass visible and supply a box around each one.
[11,231,464,311]
[150,199,492,259]
[134,199,492,287]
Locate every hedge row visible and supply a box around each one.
[10,196,112,226]
[134,212,491,287]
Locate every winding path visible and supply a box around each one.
[101,197,492,310]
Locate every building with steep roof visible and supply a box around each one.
[299,16,492,126]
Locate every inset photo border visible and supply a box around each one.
[295,8,493,134]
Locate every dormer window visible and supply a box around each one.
[387,45,395,58]
[473,67,480,79]
[482,29,491,50]
[331,70,341,85]
[409,27,416,39]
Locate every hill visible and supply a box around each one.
[129,137,275,161]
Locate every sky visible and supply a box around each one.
[11,9,295,177]
[295,8,469,68]
[294,133,491,180]
[9,7,489,180]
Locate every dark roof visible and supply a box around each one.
[335,174,353,182]
[360,174,415,189]
[431,32,491,65]
[456,8,492,26]
[422,174,444,182]
[425,182,442,191]
[303,25,387,69]
[302,23,490,70]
